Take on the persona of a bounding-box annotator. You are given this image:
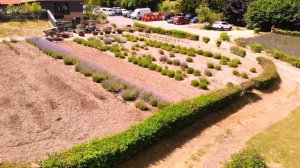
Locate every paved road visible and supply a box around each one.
[107,16,256,42]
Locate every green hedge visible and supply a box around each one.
[134,22,199,41]
[274,29,300,38]
[41,58,278,168]
[268,49,300,68]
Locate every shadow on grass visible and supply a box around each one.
[118,91,264,168]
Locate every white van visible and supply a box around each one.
[130,8,151,19]
[101,7,115,16]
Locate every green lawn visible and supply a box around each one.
[0,20,51,38]
[247,107,300,167]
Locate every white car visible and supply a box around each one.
[121,9,130,16]
[212,21,232,31]
[94,7,115,16]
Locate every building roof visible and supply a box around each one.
[0,0,82,5]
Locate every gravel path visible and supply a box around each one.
[59,41,203,102]
[0,42,149,163]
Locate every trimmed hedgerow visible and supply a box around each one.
[135,102,149,111]
[235,40,247,48]
[121,90,140,101]
[230,46,246,57]
[250,43,263,53]
[203,51,213,57]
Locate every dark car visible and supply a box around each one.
[185,14,197,20]
[190,16,198,23]
[173,16,190,25]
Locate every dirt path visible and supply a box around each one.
[119,52,300,168]
[0,42,149,163]
[59,41,203,103]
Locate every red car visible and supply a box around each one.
[173,16,190,25]
[142,12,165,22]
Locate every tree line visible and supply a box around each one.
[84,0,300,31]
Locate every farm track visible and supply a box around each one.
[0,42,149,163]
[119,51,300,168]
[59,41,203,102]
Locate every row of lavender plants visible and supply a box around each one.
[26,37,169,110]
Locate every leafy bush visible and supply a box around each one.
[220,32,230,41]
[167,70,175,78]
[186,57,193,62]
[135,102,149,111]
[122,90,140,101]
[159,49,164,55]
[101,80,123,93]
[228,61,239,68]
[193,70,201,76]
[149,99,158,107]
[92,72,109,83]
[235,40,247,48]
[199,78,209,90]
[207,63,214,69]
[254,28,260,34]
[205,70,213,77]
[166,59,173,65]
[161,69,168,76]
[196,49,204,55]
[159,56,168,62]
[225,148,268,168]
[82,70,92,77]
[241,72,248,79]
[270,50,300,68]
[202,36,210,43]
[230,46,246,57]
[148,64,158,70]
[232,70,240,76]
[156,66,163,72]
[180,62,189,69]
[275,28,300,38]
[175,73,184,81]
[187,67,195,74]
[191,79,200,87]
[169,52,175,57]
[214,65,222,71]
[250,43,263,53]
[226,82,234,87]
[63,57,74,65]
[180,48,188,55]
[232,58,241,64]
[172,59,181,66]
[187,50,196,57]
[213,53,222,60]
[216,40,222,47]
[203,51,213,57]
[250,67,257,73]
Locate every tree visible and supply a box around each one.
[196,4,224,26]
[178,0,201,13]
[245,0,300,31]
[224,0,253,26]
[159,0,181,13]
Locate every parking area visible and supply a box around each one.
[107,16,256,42]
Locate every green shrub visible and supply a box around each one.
[187,50,196,57]
[213,53,222,60]
[148,64,158,70]
[225,148,267,168]
[193,70,201,76]
[241,72,249,79]
[101,80,123,93]
[82,70,92,77]
[92,72,109,83]
[207,63,214,69]
[175,73,184,81]
[121,90,139,101]
[180,49,188,55]
[214,65,222,71]
[191,79,200,87]
[253,28,260,34]
[202,36,210,43]
[187,67,195,74]
[232,70,240,76]
[205,70,213,77]
[230,46,246,57]
[135,102,149,111]
[75,63,81,72]
[169,52,175,57]
[216,39,222,47]
[235,40,247,48]
[161,69,169,76]
[250,43,263,53]
[232,58,241,64]
[228,61,239,68]
[149,99,158,107]
[156,66,163,72]
[226,82,234,87]
[186,57,193,62]
[181,62,188,69]
[220,32,230,41]
[167,70,175,78]
[250,67,257,73]
[63,57,74,65]
[166,59,173,64]
[173,48,181,53]
[203,51,213,57]
[196,49,204,55]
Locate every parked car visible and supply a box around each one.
[142,12,165,22]
[185,14,197,20]
[123,10,132,17]
[166,13,183,23]
[190,16,198,23]
[113,7,122,15]
[173,16,190,25]
[121,9,130,16]
[212,21,232,30]
[101,8,115,16]
[130,8,151,19]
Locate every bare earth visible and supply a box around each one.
[59,41,203,102]
[0,42,150,163]
[119,47,300,168]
